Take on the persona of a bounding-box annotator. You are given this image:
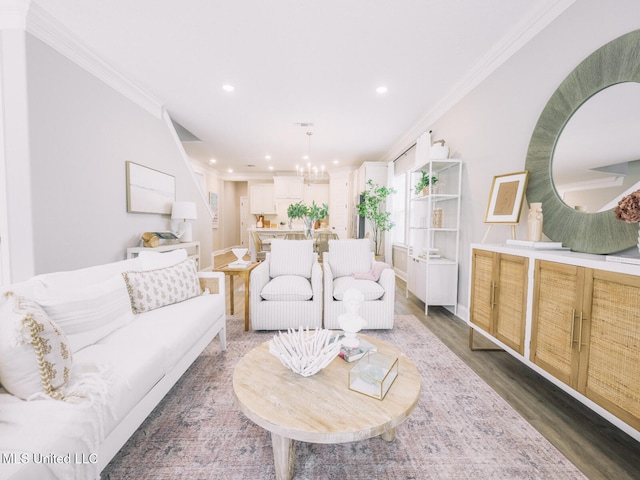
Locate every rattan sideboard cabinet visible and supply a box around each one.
[531,260,640,432]
[468,244,640,442]
[469,248,528,355]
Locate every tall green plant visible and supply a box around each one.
[356,180,396,256]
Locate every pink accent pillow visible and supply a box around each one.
[352,262,391,281]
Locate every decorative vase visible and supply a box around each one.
[527,203,543,242]
[422,186,429,196]
[257,215,264,228]
[303,217,314,238]
[432,208,443,228]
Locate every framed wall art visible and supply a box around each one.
[484,171,529,224]
[209,192,219,228]
[126,161,175,214]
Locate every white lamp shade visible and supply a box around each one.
[171,201,197,220]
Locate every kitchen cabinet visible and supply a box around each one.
[273,176,303,199]
[249,184,277,215]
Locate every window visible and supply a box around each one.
[391,172,407,245]
[391,144,416,246]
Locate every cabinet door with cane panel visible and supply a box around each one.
[470,249,528,355]
[531,261,640,431]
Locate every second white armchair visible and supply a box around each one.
[323,239,395,329]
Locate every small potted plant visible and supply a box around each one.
[414,170,438,196]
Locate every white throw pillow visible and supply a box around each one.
[333,276,385,301]
[137,248,188,270]
[328,239,372,279]
[35,275,133,353]
[269,239,314,279]
[122,259,202,314]
[0,293,72,400]
[261,275,313,301]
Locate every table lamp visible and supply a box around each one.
[171,201,197,242]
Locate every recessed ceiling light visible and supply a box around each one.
[333,159,339,165]
[303,155,309,160]
[265,155,271,160]
[227,168,233,173]
[376,86,388,94]
[268,165,274,170]
[209,158,217,164]
[222,84,235,92]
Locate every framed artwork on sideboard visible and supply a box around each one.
[484,171,529,224]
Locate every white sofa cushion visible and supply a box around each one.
[122,259,202,314]
[328,239,372,278]
[269,239,314,278]
[0,293,72,400]
[261,275,313,301]
[137,248,188,270]
[333,276,385,301]
[35,275,133,353]
[33,258,141,290]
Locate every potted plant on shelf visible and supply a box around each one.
[356,180,396,259]
[414,170,438,196]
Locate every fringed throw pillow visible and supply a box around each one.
[0,292,72,400]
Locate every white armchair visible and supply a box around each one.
[249,239,323,330]
[323,239,395,329]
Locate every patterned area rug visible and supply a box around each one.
[102,315,586,479]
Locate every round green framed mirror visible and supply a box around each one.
[525,29,640,254]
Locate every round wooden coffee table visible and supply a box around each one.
[233,334,421,480]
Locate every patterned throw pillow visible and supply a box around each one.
[0,293,72,400]
[122,259,202,314]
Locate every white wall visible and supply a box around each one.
[408,0,640,317]
[2,32,213,279]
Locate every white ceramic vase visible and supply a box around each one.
[527,203,543,242]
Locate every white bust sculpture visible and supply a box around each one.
[338,288,366,348]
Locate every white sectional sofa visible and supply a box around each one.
[0,249,226,480]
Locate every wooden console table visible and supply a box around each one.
[126,241,200,270]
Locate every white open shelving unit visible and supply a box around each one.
[407,159,462,314]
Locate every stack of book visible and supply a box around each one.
[228,260,251,268]
[338,338,377,362]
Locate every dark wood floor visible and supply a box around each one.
[216,252,639,480]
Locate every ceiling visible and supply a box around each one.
[33,0,570,179]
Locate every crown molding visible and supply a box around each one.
[380,0,576,164]
[24,2,163,118]
[0,0,29,29]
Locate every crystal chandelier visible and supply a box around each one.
[296,131,326,183]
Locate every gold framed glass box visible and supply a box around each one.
[348,352,399,400]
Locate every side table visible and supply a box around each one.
[214,262,259,331]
